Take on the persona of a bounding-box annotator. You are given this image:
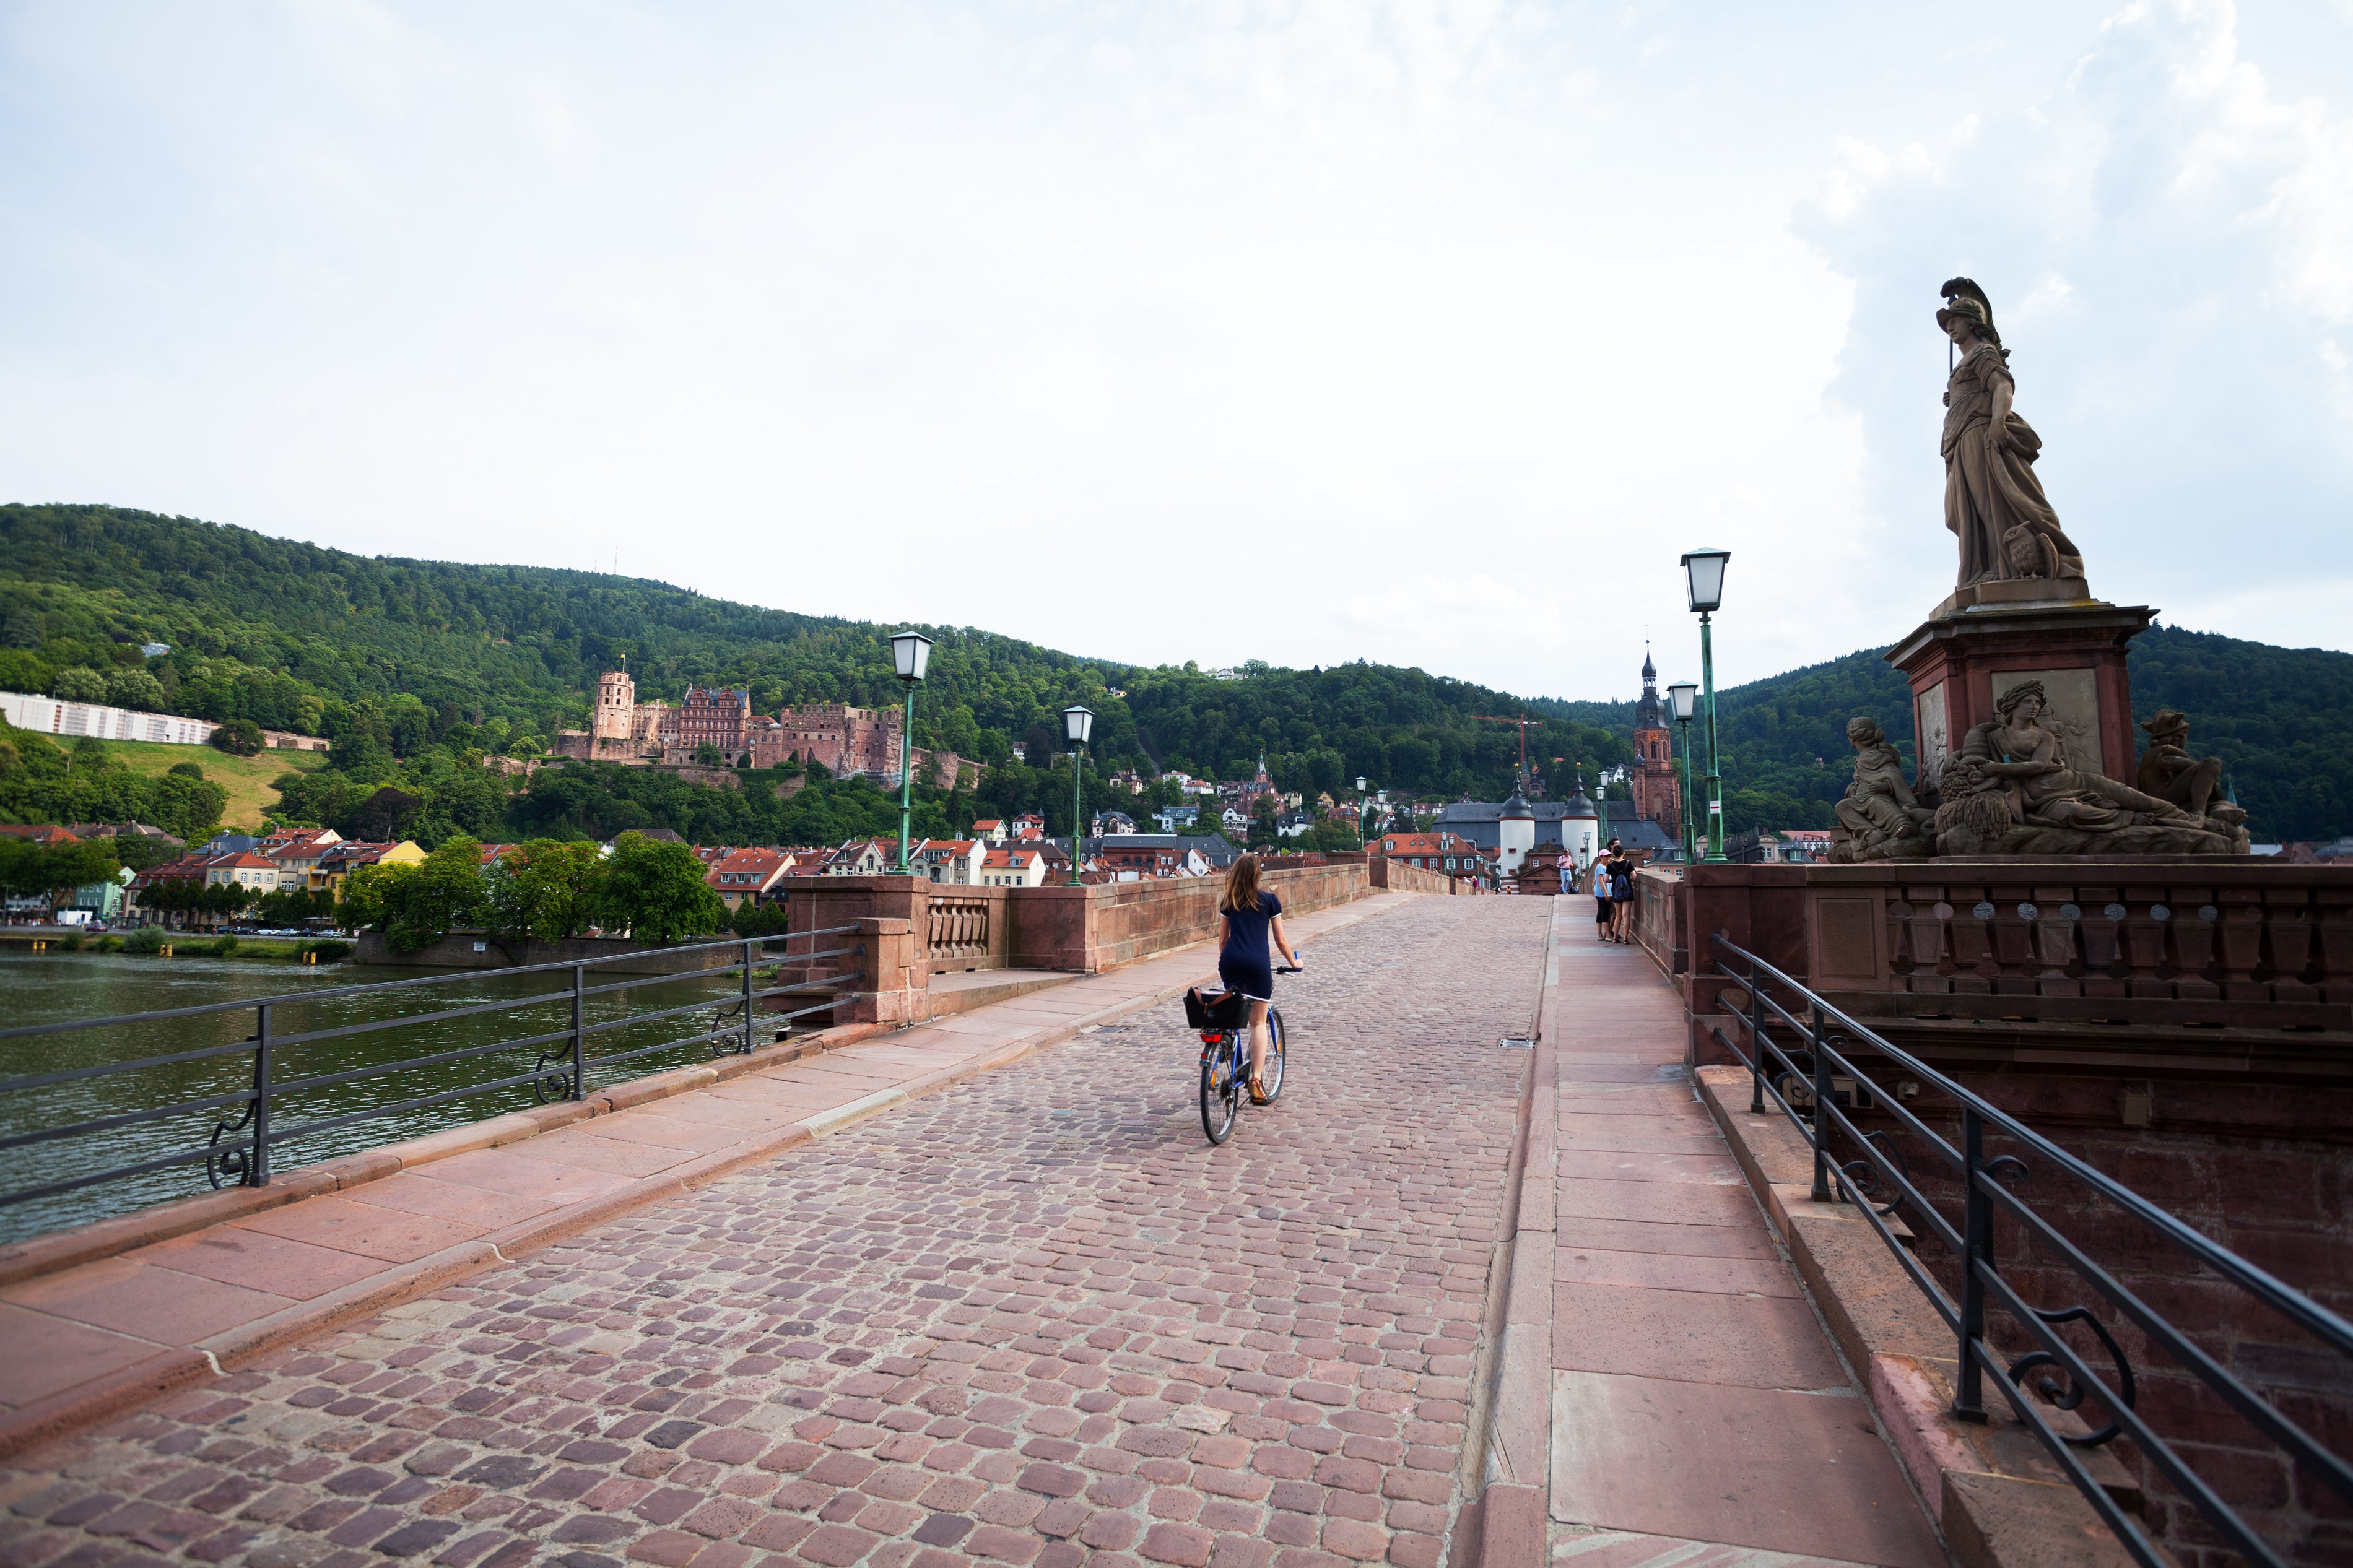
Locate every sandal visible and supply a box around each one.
[1248,1076,1271,1106]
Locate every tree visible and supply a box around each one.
[1249,794,1279,849]
[105,667,168,713]
[484,839,605,942]
[52,666,107,703]
[694,742,725,767]
[210,718,264,756]
[0,837,121,920]
[345,838,489,951]
[597,831,726,944]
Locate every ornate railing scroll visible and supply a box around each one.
[1708,932,2353,1568]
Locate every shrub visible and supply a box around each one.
[213,933,240,956]
[124,925,167,954]
[209,719,264,757]
[52,667,108,703]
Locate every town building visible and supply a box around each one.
[663,685,754,763]
[822,840,892,877]
[0,691,328,752]
[915,840,988,885]
[705,847,795,909]
[315,840,427,895]
[981,846,1048,887]
[972,818,1006,842]
[1373,830,1495,883]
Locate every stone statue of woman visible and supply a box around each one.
[1938,279,2086,589]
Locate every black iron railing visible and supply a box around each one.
[1707,933,2353,1567]
[0,928,861,1222]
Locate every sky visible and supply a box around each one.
[2,0,2349,699]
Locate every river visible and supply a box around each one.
[0,950,791,1245]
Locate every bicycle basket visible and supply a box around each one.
[1183,987,1246,1031]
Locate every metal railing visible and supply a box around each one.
[1707,933,2353,1567]
[0,927,861,1222]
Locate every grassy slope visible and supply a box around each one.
[77,740,329,833]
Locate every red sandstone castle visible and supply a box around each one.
[555,667,962,787]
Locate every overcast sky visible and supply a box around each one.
[4,1,2348,698]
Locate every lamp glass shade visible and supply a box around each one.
[1679,549,1730,613]
[890,631,933,682]
[1063,704,1095,745]
[1667,681,1698,722]
[1355,776,1368,792]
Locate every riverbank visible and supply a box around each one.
[0,928,350,963]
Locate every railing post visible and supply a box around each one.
[248,1002,272,1187]
[568,963,587,1099]
[1808,1015,1832,1202]
[1746,951,1765,1114]
[741,938,757,1052]
[1955,1104,1990,1421]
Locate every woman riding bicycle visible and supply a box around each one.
[1216,854,1299,1105]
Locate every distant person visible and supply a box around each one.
[1609,850,1637,943]
[1215,854,1300,1106]
[1594,840,1619,941]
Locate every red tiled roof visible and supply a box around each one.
[0,825,80,844]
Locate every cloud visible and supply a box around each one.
[1798,0,2353,651]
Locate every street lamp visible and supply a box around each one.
[890,632,933,873]
[1679,549,1730,862]
[1667,681,1698,865]
[1062,705,1094,886]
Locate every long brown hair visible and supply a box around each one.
[1219,854,1265,914]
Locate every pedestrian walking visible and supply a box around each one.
[1594,839,1619,940]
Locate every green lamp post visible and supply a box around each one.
[1062,704,1094,886]
[890,631,933,872]
[1678,550,1731,862]
[1667,680,1698,865]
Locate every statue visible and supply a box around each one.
[1934,682,2239,855]
[2136,709,2249,842]
[1939,279,2087,589]
[1828,718,1935,862]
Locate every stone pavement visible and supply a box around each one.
[0,897,1421,1453]
[1520,903,1946,1567]
[0,894,1551,1568]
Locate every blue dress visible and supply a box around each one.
[1217,892,1283,1000]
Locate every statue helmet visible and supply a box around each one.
[2139,709,2191,740]
[1936,276,1994,334]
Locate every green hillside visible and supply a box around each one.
[2,503,2343,843]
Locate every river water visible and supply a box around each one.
[0,950,798,1245]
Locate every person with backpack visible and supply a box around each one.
[1594,839,1620,942]
[1608,849,1637,943]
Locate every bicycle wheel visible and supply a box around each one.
[1200,1040,1240,1145]
[1262,1008,1287,1102]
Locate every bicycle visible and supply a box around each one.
[1185,964,1300,1145]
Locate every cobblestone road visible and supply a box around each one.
[1,897,1548,1568]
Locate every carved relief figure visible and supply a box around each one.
[1939,279,2086,589]
[2136,709,2246,836]
[1828,718,1934,862]
[1936,682,2238,855]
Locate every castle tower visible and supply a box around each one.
[1497,787,1536,876]
[594,665,637,743]
[1629,644,1682,842]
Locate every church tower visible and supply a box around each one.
[1629,644,1681,842]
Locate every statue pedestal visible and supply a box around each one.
[1885,596,2153,797]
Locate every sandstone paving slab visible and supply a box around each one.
[497,1132,693,1179]
[0,891,1534,1568]
[1552,1216,1783,1262]
[0,1307,157,1410]
[1555,1152,1744,1187]
[1550,1283,1848,1390]
[1549,1371,1942,1566]
[569,1113,744,1155]
[1552,1524,1885,1566]
[401,1147,645,1205]
[0,1257,295,1346]
[1549,1249,1802,1299]
[126,1229,388,1303]
[1554,1178,1763,1228]
[327,1174,561,1231]
[231,1198,490,1264]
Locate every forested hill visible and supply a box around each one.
[2,503,2343,841]
[0,504,1630,807]
[1538,633,2353,842]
